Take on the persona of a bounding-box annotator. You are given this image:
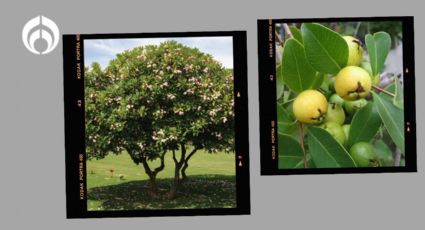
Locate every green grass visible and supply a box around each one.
[86,150,236,211]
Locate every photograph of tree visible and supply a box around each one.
[275,20,406,169]
[83,37,237,211]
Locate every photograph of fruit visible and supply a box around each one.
[275,20,406,169]
[83,37,238,210]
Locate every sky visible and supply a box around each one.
[84,36,233,69]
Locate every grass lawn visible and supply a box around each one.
[86,149,236,211]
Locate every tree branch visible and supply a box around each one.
[275,31,284,46]
[283,23,293,39]
[394,148,401,166]
[179,143,186,165]
[185,148,199,163]
[140,154,153,176]
[153,151,167,174]
[372,85,395,97]
[180,147,200,184]
[299,122,307,168]
[172,150,178,164]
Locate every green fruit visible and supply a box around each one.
[361,61,380,86]
[350,142,380,167]
[342,124,350,140]
[320,122,346,145]
[335,66,372,101]
[324,103,345,125]
[343,36,364,66]
[344,99,367,116]
[293,90,328,124]
[329,94,344,106]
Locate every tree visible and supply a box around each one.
[85,41,235,199]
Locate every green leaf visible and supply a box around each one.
[307,126,357,168]
[276,64,284,100]
[301,23,348,75]
[278,133,304,169]
[365,32,391,76]
[311,72,325,89]
[372,92,404,152]
[277,103,298,138]
[348,102,382,147]
[281,38,317,93]
[289,25,303,44]
[373,140,394,166]
[394,77,404,109]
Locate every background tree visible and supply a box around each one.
[85,41,235,199]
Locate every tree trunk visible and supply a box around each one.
[168,161,182,199]
[139,151,166,199]
[168,146,199,199]
[147,173,160,198]
[168,149,184,199]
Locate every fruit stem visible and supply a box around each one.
[298,122,307,168]
[372,85,395,97]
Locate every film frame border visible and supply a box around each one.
[258,16,416,175]
[63,31,250,218]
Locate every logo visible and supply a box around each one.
[22,16,59,55]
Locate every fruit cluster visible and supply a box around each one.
[292,36,380,167]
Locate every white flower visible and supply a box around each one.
[184,89,193,95]
[209,110,216,116]
[161,82,168,88]
[138,143,145,150]
[167,93,176,100]
[203,67,209,73]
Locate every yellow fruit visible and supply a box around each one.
[343,36,363,66]
[293,90,328,124]
[335,66,372,101]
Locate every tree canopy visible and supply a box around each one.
[85,40,235,169]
